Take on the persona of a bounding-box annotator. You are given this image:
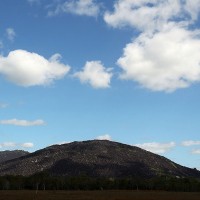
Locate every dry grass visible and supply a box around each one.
[0,190,199,200]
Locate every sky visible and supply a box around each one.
[0,0,200,170]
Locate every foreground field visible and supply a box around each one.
[0,190,199,200]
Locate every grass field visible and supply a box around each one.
[0,190,199,200]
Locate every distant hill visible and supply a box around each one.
[0,140,199,178]
[0,150,29,163]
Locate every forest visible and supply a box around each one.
[0,173,200,192]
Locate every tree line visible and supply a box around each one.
[0,173,200,192]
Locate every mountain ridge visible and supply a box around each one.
[0,150,29,164]
[0,140,199,178]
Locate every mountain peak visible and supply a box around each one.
[0,140,199,178]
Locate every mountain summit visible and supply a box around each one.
[0,140,199,178]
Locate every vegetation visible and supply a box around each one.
[0,190,200,200]
[0,173,200,192]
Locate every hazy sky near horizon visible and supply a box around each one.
[0,0,200,169]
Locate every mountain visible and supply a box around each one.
[0,140,199,178]
[0,150,29,163]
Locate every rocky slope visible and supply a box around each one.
[0,150,29,163]
[0,140,199,178]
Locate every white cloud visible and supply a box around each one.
[118,26,200,92]
[0,142,16,148]
[104,0,200,32]
[192,149,200,154]
[74,61,113,89]
[6,28,16,41]
[21,143,34,148]
[0,119,45,126]
[104,0,178,31]
[48,0,100,17]
[96,134,112,141]
[104,0,200,92]
[0,49,70,87]
[57,141,71,145]
[184,0,200,21]
[0,142,34,149]
[135,142,176,154]
[182,140,200,147]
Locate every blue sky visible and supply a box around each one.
[0,0,200,170]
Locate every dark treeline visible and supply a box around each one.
[0,173,200,192]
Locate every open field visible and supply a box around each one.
[0,190,199,200]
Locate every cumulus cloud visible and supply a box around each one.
[182,140,200,146]
[105,0,200,92]
[135,142,176,154]
[6,28,16,41]
[104,0,200,32]
[74,61,113,89]
[21,143,34,148]
[0,119,45,126]
[118,26,200,92]
[96,134,112,140]
[192,149,200,154]
[0,142,16,148]
[0,50,70,87]
[48,0,100,17]
[184,0,200,21]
